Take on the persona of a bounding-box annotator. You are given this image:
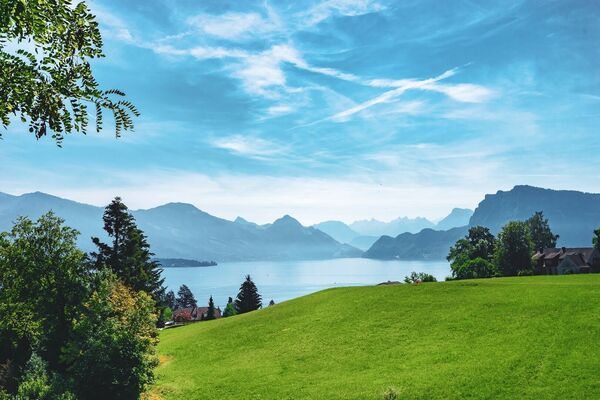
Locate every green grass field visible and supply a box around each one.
[152,275,600,399]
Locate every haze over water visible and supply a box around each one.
[162,258,451,309]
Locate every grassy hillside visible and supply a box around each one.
[152,275,600,399]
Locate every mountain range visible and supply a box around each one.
[313,208,473,250]
[365,185,600,260]
[3,185,599,263]
[0,192,360,262]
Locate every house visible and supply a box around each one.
[533,247,600,275]
[173,306,222,323]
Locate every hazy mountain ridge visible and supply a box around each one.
[313,208,472,249]
[350,216,435,236]
[436,208,473,230]
[364,186,600,260]
[0,192,361,262]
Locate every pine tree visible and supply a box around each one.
[268,300,275,306]
[205,296,216,320]
[91,197,165,302]
[176,284,197,309]
[164,290,176,310]
[223,297,237,317]
[234,275,262,314]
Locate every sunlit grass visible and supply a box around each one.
[153,275,600,399]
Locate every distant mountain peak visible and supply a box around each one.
[273,214,302,227]
[21,191,60,199]
[155,202,201,212]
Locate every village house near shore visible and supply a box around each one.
[533,247,600,275]
[173,306,222,323]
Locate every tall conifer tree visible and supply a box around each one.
[205,296,216,320]
[91,197,164,302]
[175,285,197,309]
[234,275,262,314]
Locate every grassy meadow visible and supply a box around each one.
[152,275,600,399]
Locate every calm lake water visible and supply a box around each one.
[161,258,450,309]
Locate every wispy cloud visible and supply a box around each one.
[186,12,279,41]
[299,0,385,27]
[423,82,495,103]
[90,3,136,44]
[266,105,294,116]
[329,69,458,121]
[210,135,288,159]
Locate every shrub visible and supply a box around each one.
[174,309,192,322]
[404,271,437,284]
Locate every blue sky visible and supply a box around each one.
[1,0,600,224]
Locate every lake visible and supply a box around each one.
[161,258,451,309]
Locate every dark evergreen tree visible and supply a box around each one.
[91,197,164,302]
[176,284,197,309]
[268,300,275,306]
[223,297,237,317]
[234,275,262,314]
[204,296,216,320]
[527,211,559,251]
[164,290,176,310]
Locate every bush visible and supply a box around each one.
[174,309,192,322]
[15,354,75,400]
[404,271,437,284]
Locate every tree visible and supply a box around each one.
[204,296,216,321]
[527,211,559,251]
[163,307,173,322]
[176,285,197,309]
[453,257,498,280]
[63,271,158,400]
[495,221,533,276]
[0,213,89,382]
[13,353,74,400]
[466,226,496,260]
[0,0,139,145]
[593,229,600,249]
[222,297,237,318]
[91,197,164,302]
[268,300,275,307]
[164,290,176,310]
[404,271,437,284]
[234,275,262,314]
[447,226,496,279]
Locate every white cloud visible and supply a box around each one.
[91,5,136,44]
[423,82,495,103]
[210,135,287,158]
[2,170,491,225]
[330,69,457,121]
[187,12,278,41]
[300,0,384,26]
[266,105,294,116]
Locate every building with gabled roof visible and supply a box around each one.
[533,247,600,275]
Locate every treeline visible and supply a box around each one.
[162,275,267,323]
[447,211,567,279]
[0,198,166,399]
